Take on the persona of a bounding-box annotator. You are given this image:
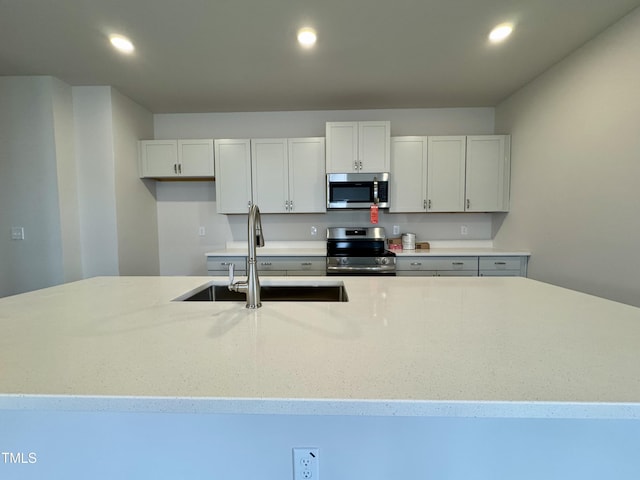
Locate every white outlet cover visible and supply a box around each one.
[293,448,319,480]
[11,226,25,240]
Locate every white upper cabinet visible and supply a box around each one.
[251,138,289,213]
[427,136,466,212]
[217,137,326,214]
[390,137,427,213]
[389,135,510,213]
[252,137,326,213]
[178,140,215,177]
[287,137,326,213]
[326,121,390,173]
[214,139,252,214]
[465,135,510,212]
[139,139,214,178]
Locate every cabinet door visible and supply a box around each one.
[139,140,178,177]
[251,138,288,213]
[359,121,391,172]
[178,139,214,177]
[465,135,510,212]
[326,122,358,173]
[427,136,466,212]
[288,137,326,213]
[214,139,252,214]
[390,137,427,212]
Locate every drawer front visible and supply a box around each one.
[397,256,478,271]
[207,256,246,272]
[479,256,522,271]
[258,256,325,272]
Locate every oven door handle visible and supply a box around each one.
[373,176,379,205]
[327,264,396,273]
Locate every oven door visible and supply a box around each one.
[327,173,389,209]
[326,256,396,276]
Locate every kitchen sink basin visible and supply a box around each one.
[179,283,348,302]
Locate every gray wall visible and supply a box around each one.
[494,8,640,306]
[154,108,496,275]
[111,88,159,276]
[0,76,78,297]
[0,79,156,297]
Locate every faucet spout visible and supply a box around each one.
[229,204,264,308]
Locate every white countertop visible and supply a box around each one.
[1,275,639,418]
[205,241,531,257]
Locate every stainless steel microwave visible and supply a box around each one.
[326,172,390,209]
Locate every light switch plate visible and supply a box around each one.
[11,227,24,240]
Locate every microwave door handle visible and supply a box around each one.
[373,176,379,205]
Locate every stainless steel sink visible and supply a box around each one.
[180,283,348,302]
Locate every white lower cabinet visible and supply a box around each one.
[396,256,479,277]
[479,256,528,277]
[397,255,528,277]
[207,256,247,276]
[257,257,326,276]
[207,256,325,276]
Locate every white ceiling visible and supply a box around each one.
[1,0,639,113]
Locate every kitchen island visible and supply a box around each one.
[2,276,640,478]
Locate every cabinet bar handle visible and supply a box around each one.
[178,164,182,174]
[260,262,272,266]
[174,164,178,174]
[428,199,432,209]
[354,161,358,171]
[452,262,464,266]
[466,199,470,209]
[494,261,507,265]
[301,262,312,266]
[359,161,363,170]
[410,262,422,266]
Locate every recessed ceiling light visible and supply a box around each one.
[297,27,317,48]
[488,24,513,43]
[109,34,135,54]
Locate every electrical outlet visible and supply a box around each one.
[198,226,206,237]
[293,448,319,480]
[10,226,25,240]
[392,225,400,235]
[310,226,318,237]
[460,225,468,235]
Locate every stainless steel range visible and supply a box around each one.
[326,227,396,276]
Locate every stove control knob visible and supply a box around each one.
[340,257,348,265]
[377,257,389,265]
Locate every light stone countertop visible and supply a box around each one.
[205,241,531,257]
[1,276,638,418]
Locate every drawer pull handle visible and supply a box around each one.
[452,262,464,266]
[410,262,422,266]
[220,262,232,266]
[260,262,272,266]
[301,262,312,266]
[494,262,507,265]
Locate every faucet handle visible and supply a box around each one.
[228,263,235,286]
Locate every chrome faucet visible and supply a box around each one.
[228,204,265,308]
